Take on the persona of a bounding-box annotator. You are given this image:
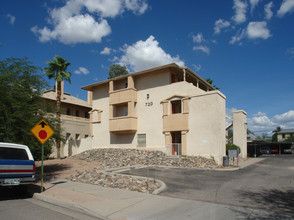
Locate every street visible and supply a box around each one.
[0,186,98,220]
[122,154,294,215]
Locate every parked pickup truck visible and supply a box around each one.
[0,142,35,186]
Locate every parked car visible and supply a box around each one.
[260,146,270,154]
[0,142,35,187]
[283,147,293,154]
[270,148,278,154]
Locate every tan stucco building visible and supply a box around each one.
[82,63,247,164]
[41,81,91,158]
[277,129,294,142]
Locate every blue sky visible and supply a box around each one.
[1,0,294,135]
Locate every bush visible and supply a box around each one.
[226,143,241,155]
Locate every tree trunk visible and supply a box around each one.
[56,81,61,159]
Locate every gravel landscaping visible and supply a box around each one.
[67,148,217,194]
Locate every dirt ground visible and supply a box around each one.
[35,159,101,181]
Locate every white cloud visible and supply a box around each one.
[101,47,111,55]
[247,21,271,39]
[32,0,148,44]
[214,19,230,34]
[272,110,294,124]
[192,64,202,72]
[124,0,148,15]
[232,0,248,24]
[248,110,294,134]
[230,29,246,44]
[35,15,111,44]
[119,35,184,72]
[6,14,16,25]
[250,0,261,13]
[287,47,294,59]
[192,33,204,43]
[253,112,267,117]
[193,46,210,54]
[74,67,90,75]
[264,1,274,20]
[277,0,294,17]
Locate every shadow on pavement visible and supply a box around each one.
[35,163,72,182]
[0,184,42,201]
[236,188,294,215]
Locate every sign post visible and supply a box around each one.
[31,119,54,192]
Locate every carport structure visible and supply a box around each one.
[247,141,293,157]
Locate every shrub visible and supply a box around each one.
[226,143,241,155]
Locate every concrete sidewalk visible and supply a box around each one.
[33,179,293,220]
[31,157,294,220]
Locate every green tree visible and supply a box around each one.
[0,57,60,160]
[205,78,219,90]
[272,126,281,142]
[286,136,294,142]
[108,64,129,79]
[44,55,71,158]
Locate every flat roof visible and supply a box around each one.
[81,63,215,91]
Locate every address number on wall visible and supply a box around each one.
[145,102,153,106]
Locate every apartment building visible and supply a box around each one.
[82,63,247,164]
[41,81,92,158]
[277,129,294,142]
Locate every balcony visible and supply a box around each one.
[109,88,137,105]
[163,114,189,132]
[109,116,137,133]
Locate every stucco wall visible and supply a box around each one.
[188,91,226,164]
[233,110,247,158]
[135,72,206,148]
[91,84,112,147]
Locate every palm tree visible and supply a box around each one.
[45,56,71,158]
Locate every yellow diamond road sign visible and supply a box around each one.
[31,119,54,144]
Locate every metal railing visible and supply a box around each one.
[166,143,182,157]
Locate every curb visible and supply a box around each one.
[33,192,109,220]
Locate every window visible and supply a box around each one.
[75,134,80,140]
[113,103,128,117]
[66,108,71,116]
[85,135,89,138]
[137,134,146,147]
[76,110,79,117]
[66,133,71,141]
[171,100,182,114]
[85,112,89,118]
[282,134,285,139]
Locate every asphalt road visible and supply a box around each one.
[0,185,98,220]
[122,154,294,215]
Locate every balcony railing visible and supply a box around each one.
[166,143,182,157]
[109,116,137,133]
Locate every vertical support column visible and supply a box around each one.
[109,80,114,93]
[89,111,93,136]
[128,76,135,89]
[128,101,134,117]
[181,131,188,155]
[87,91,93,105]
[109,105,113,119]
[162,101,168,116]
[165,132,172,155]
[183,98,190,114]
[233,110,247,158]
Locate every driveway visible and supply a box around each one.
[121,154,294,215]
